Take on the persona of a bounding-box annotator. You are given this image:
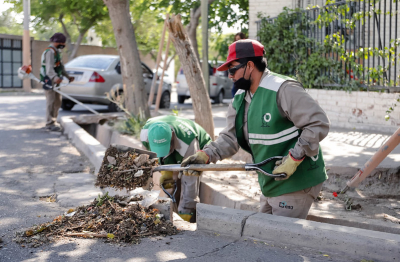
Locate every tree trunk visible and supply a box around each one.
[186,0,216,63]
[166,15,215,140]
[186,7,201,62]
[59,14,73,60]
[103,0,150,118]
[68,30,87,61]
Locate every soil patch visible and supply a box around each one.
[96,146,159,191]
[14,193,178,248]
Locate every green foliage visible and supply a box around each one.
[116,112,148,137]
[106,91,148,137]
[257,2,400,91]
[210,33,235,62]
[96,192,113,207]
[153,0,249,30]
[6,0,108,58]
[258,7,340,89]
[0,9,24,35]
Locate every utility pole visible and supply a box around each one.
[201,0,209,94]
[23,0,31,92]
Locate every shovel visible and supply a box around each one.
[108,145,287,179]
[153,156,287,179]
[160,179,178,213]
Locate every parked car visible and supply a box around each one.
[175,62,233,104]
[153,68,173,85]
[60,55,171,112]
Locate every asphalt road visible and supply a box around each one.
[0,94,352,262]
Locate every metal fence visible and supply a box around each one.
[257,0,400,90]
[0,35,23,88]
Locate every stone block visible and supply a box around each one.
[242,212,400,262]
[196,203,256,237]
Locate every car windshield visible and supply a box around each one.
[66,56,115,70]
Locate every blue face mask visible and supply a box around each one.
[233,65,252,91]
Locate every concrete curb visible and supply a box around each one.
[60,116,105,172]
[197,203,400,262]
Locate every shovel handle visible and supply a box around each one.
[154,164,246,172]
[153,161,287,179]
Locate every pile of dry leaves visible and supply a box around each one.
[96,147,159,191]
[14,194,178,248]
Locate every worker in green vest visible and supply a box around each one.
[40,33,74,132]
[140,115,212,222]
[181,39,330,219]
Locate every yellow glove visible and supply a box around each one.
[272,152,304,181]
[178,213,193,222]
[159,171,174,188]
[180,150,209,176]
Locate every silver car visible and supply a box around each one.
[176,63,233,104]
[60,55,171,112]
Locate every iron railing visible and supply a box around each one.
[256,0,400,91]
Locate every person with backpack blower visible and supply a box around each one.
[40,33,74,132]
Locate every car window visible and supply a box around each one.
[142,66,152,75]
[66,56,116,70]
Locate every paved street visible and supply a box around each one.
[0,94,351,261]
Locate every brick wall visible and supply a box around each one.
[307,89,400,133]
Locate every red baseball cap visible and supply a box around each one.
[217,39,265,71]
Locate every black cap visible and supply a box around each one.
[50,33,66,43]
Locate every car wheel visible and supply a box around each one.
[61,99,75,111]
[159,91,171,109]
[108,91,125,112]
[214,90,224,104]
[178,95,186,104]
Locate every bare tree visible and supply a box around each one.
[103,0,150,118]
[166,14,215,139]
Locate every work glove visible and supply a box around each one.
[180,150,209,177]
[68,76,75,83]
[178,211,194,222]
[272,152,304,181]
[159,171,174,189]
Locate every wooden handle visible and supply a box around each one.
[153,164,246,172]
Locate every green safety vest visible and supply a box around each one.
[40,46,63,81]
[141,115,212,165]
[232,72,327,197]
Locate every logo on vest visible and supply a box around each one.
[261,113,271,127]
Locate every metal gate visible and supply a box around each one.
[0,35,23,88]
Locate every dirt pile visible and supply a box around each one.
[14,193,178,248]
[96,146,159,191]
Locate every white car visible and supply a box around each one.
[175,63,233,104]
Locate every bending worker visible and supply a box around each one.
[40,33,74,132]
[140,115,211,222]
[181,39,330,219]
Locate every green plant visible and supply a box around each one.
[258,1,400,119]
[96,192,113,207]
[105,91,148,137]
[257,8,341,89]
[171,106,180,116]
